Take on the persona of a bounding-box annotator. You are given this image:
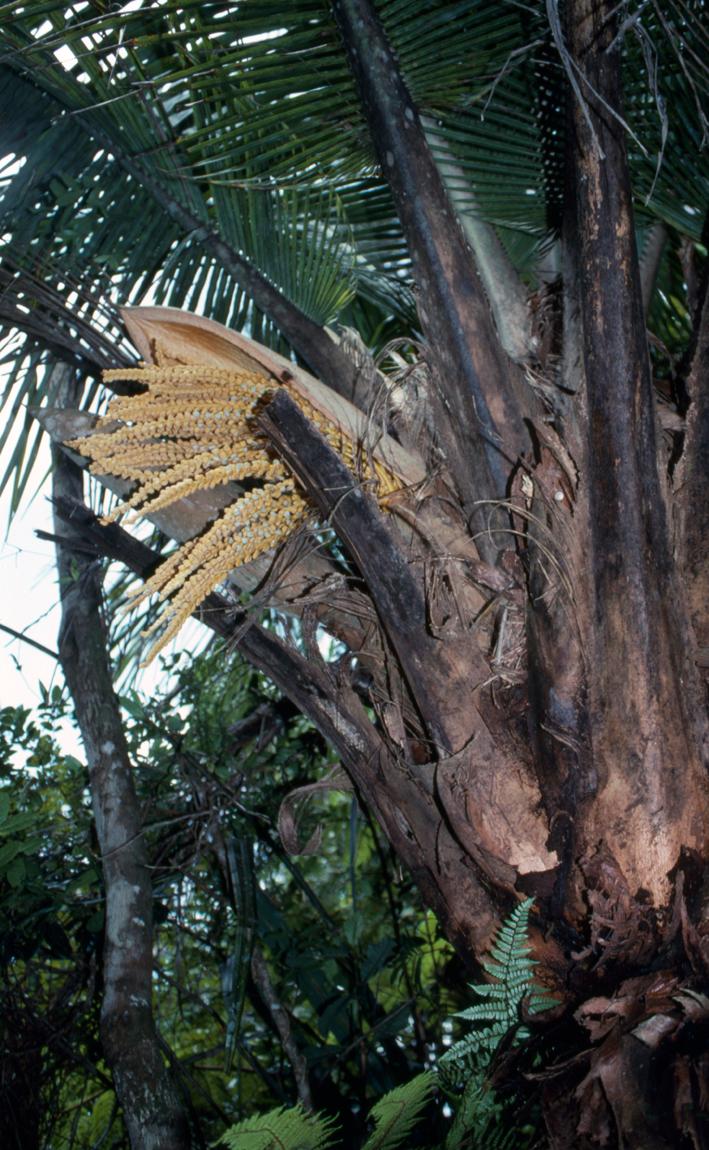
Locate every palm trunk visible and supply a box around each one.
[564,0,706,901]
[21,0,708,1144]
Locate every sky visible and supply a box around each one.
[0,435,87,760]
[1,436,65,711]
[0,428,207,758]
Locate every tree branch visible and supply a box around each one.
[259,389,474,755]
[259,389,557,888]
[421,116,535,364]
[50,494,502,957]
[0,622,58,661]
[250,946,313,1111]
[332,0,536,541]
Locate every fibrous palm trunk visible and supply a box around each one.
[264,1,708,1142]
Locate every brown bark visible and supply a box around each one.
[51,366,191,1149]
[331,0,537,558]
[675,278,709,672]
[565,0,707,906]
[259,391,555,882]
[49,490,504,958]
[260,390,469,752]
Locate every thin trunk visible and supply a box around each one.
[250,947,313,1111]
[51,365,191,1150]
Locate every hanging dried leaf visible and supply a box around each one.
[277,766,353,856]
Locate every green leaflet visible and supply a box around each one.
[439,898,556,1089]
[216,1104,338,1150]
[361,1072,435,1150]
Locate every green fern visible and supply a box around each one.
[361,1071,435,1150]
[442,1077,519,1150]
[218,902,552,1150]
[216,1104,338,1150]
[439,898,555,1089]
[218,1075,435,1150]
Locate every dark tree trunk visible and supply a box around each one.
[50,365,191,1149]
[332,0,537,558]
[563,0,706,907]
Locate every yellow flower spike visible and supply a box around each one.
[68,363,401,661]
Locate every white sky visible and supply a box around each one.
[0,429,207,757]
[1,437,65,708]
[0,437,86,760]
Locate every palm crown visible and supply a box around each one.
[1,0,705,489]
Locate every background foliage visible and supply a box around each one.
[1,645,468,1147]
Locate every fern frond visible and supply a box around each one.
[443,1077,517,1150]
[217,1104,338,1150]
[362,1071,435,1150]
[439,899,555,1088]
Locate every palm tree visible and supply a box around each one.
[1,1,707,1146]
